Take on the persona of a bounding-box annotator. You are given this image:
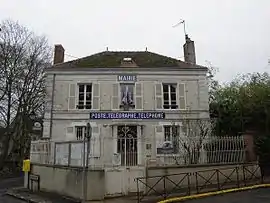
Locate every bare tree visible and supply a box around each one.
[180,119,212,164]
[0,19,51,169]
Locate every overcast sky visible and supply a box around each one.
[1,0,270,82]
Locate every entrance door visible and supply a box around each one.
[117,125,137,166]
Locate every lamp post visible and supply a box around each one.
[82,122,92,202]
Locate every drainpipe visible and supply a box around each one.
[49,74,56,139]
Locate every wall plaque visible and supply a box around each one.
[117,75,137,82]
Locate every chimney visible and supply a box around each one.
[53,44,65,65]
[183,35,196,64]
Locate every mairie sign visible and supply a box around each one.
[90,112,165,119]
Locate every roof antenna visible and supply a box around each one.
[173,19,187,40]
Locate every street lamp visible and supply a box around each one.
[82,122,92,202]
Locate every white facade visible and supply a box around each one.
[43,66,209,166]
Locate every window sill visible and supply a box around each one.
[119,104,135,109]
[163,105,178,110]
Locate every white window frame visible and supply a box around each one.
[75,126,86,140]
[77,84,92,110]
[163,125,179,154]
[162,84,177,109]
[119,83,135,108]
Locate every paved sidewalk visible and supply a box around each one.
[6,187,142,203]
[6,187,80,203]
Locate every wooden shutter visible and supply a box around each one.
[111,83,119,110]
[68,84,76,110]
[155,125,164,155]
[155,83,163,110]
[178,83,186,110]
[92,83,100,110]
[66,126,74,141]
[90,126,100,157]
[135,83,143,110]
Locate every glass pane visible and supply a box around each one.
[79,85,84,93]
[79,93,84,101]
[163,84,168,93]
[171,93,176,101]
[164,100,169,105]
[86,92,91,100]
[164,127,171,141]
[85,101,91,109]
[121,84,134,104]
[78,101,84,109]
[170,85,176,93]
[86,85,92,93]
[163,92,169,100]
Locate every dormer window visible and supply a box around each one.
[121,57,138,67]
[123,57,132,62]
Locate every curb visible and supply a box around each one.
[157,184,270,203]
[5,191,44,203]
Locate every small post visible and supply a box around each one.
[82,122,92,202]
[23,159,30,188]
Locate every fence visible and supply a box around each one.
[30,136,247,168]
[136,164,262,202]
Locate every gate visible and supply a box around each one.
[117,125,138,166]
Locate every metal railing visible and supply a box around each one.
[30,136,247,168]
[135,164,262,202]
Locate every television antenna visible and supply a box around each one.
[173,19,187,38]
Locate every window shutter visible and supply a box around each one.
[90,126,100,157]
[66,126,74,141]
[178,83,186,110]
[155,83,163,110]
[135,83,143,110]
[68,84,76,110]
[92,83,100,110]
[155,125,164,155]
[111,83,119,110]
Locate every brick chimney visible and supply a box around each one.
[53,44,65,65]
[183,35,196,64]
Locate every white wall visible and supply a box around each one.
[43,68,209,141]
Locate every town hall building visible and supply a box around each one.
[41,34,209,168]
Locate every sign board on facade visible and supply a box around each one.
[32,122,42,131]
[90,112,165,119]
[157,141,175,154]
[117,74,137,82]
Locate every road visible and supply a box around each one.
[0,177,25,203]
[182,188,270,203]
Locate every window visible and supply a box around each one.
[77,84,92,109]
[163,84,177,109]
[120,84,135,108]
[164,125,179,153]
[76,126,85,140]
